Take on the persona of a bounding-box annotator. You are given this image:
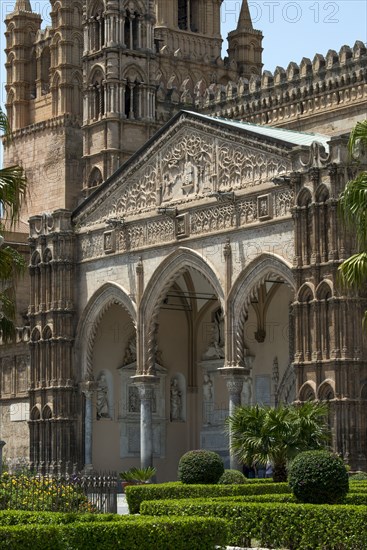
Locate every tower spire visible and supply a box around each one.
[14,0,32,11]
[237,0,253,30]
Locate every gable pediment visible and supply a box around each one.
[74,113,293,228]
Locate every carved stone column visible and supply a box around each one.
[133,375,159,469]
[81,383,95,473]
[218,366,247,470]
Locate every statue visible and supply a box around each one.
[202,373,213,425]
[170,378,182,421]
[96,373,110,419]
[123,336,137,365]
[202,308,225,359]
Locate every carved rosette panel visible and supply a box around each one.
[190,204,235,235]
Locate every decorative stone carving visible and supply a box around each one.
[203,308,225,360]
[96,372,111,420]
[258,194,272,220]
[202,372,214,425]
[170,377,183,421]
[122,336,137,366]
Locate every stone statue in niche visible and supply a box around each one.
[123,336,137,365]
[170,378,183,421]
[96,373,110,419]
[202,308,225,359]
[202,373,214,425]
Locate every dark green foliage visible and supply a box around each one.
[125,481,290,513]
[218,469,246,485]
[0,514,227,550]
[178,450,224,485]
[141,499,367,549]
[288,450,349,504]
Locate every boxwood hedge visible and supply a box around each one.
[0,515,227,550]
[140,499,367,549]
[125,481,290,513]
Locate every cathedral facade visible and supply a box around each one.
[1,0,367,478]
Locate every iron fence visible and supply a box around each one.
[0,471,118,514]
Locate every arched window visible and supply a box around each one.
[72,73,82,115]
[124,9,141,50]
[90,2,105,51]
[91,70,105,119]
[42,405,53,466]
[88,167,103,188]
[6,54,15,85]
[29,49,37,99]
[124,78,142,119]
[52,73,61,117]
[316,185,330,263]
[178,0,199,32]
[40,47,51,95]
[6,91,14,130]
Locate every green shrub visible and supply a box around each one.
[0,516,227,550]
[0,473,94,512]
[178,450,224,485]
[351,472,367,481]
[125,481,290,513]
[218,469,246,485]
[141,499,367,549]
[288,450,349,504]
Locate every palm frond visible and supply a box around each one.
[338,173,367,248]
[0,246,26,281]
[0,166,27,225]
[0,290,16,342]
[348,120,367,159]
[338,252,367,289]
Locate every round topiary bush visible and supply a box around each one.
[178,450,224,484]
[218,469,246,485]
[288,450,349,504]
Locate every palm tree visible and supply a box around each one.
[338,120,367,327]
[227,402,329,482]
[0,107,27,341]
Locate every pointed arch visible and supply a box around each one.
[228,253,295,367]
[318,379,335,400]
[30,405,41,420]
[299,380,316,401]
[296,187,312,207]
[75,282,137,381]
[297,282,315,302]
[139,247,224,374]
[88,166,103,188]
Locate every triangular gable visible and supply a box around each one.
[74,111,303,228]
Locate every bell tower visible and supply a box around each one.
[4,0,83,221]
[82,0,240,195]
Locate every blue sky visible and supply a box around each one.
[0,0,366,106]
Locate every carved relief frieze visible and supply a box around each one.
[274,189,295,217]
[237,198,258,226]
[190,204,235,235]
[146,219,175,246]
[78,232,104,261]
[78,184,294,260]
[75,122,293,232]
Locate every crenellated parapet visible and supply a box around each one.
[156,41,367,135]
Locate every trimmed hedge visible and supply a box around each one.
[0,510,120,525]
[203,492,367,506]
[141,498,367,549]
[125,481,290,513]
[218,469,246,485]
[0,515,227,550]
